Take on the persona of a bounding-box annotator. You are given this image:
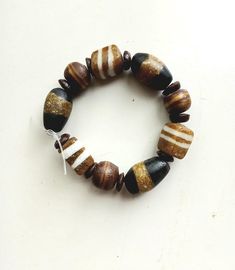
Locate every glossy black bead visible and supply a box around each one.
[162,81,181,96]
[169,113,190,123]
[123,51,132,70]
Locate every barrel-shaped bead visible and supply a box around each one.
[158,123,194,159]
[124,157,170,194]
[131,53,173,90]
[90,44,123,80]
[62,137,95,175]
[164,89,191,114]
[92,161,119,190]
[64,62,91,93]
[43,88,72,132]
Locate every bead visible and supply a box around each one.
[162,81,181,96]
[90,44,123,80]
[61,137,94,175]
[43,88,72,132]
[123,51,131,70]
[54,133,70,150]
[158,123,194,159]
[125,157,170,194]
[116,173,124,192]
[131,53,173,90]
[92,161,119,190]
[58,79,71,91]
[64,62,91,93]
[157,151,174,162]
[164,89,191,114]
[169,113,190,123]
[85,58,93,76]
[84,162,97,179]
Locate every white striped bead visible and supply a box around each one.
[158,123,194,159]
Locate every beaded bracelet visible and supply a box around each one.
[43,44,194,195]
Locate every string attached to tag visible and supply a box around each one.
[45,129,67,175]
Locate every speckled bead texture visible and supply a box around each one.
[43,44,194,196]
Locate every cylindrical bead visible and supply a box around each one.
[124,157,170,194]
[90,44,123,80]
[62,137,94,175]
[158,123,194,159]
[164,89,191,114]
[92,161,119,190]
[43,88,72,132]
[131,53,173,90]
[64,62,91,93]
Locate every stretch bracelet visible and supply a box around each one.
[43,44,194,195]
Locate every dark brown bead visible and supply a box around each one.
[157,151,174,162]
[123,51,131,70]
[85,58,93,76]
[84,162,97,179]
[92,161,119,190]
[58,79,71,91]
[164,89,191,114]
[170,113,190,123]
[64,62,91,94]
[116,173,124,192]
[54,133,70,150]
[162,81,181,96]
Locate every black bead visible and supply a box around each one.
[162,81,181,96]
[169,113,190,123]
[124,168,139,194]
[123,51,132,70]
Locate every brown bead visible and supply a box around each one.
[170,113,190,123]
[64,62,91,94]
[162,81,181,96]
[116,173,124,192]
[84,162,97,179]
[164,89,191,114]
[54,133,70,150]
[123,51,131,70]
[61,137,95,175]
[90,45,123,80]
[92,161,119,190]
[157,151,174,162]
[158,123,194,159]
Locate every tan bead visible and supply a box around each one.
[62,137,94,175]
[92,161,119,190]
[158,123,194,159]
[90,44,123,80]
[164,89,191,114]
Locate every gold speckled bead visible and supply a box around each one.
[158,123,194,159]
[61,137,94,175]
[90,44,123,80]
[124,157,170,194]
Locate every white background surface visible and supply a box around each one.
[1,0,235,269]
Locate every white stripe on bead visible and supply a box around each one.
[63,140,84,159]
[160,134,191,149]
[71,150,91,169]
[163,125,193,142]
[97,49,106,79]
[107,45,116,77]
